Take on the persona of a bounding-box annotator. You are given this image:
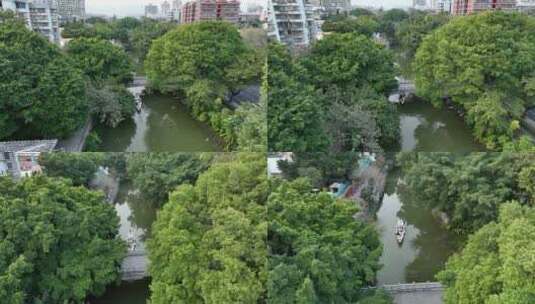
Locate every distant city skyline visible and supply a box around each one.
[86,0,264,17]
[352,0,413,9]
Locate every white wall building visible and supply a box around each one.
[0,0,59,43]
[268,0,321,47]
[517,0,535,11]
[55,0,84,23]
[0,140,57,179]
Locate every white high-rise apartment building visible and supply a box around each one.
[161,0,171,19]
[55,0,84,23]
[517,0,535,11]
[268,0,321,47]
[0,0,59,43]
[320,0,350,14]
[430,0,452,12]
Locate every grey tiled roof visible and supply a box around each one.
[0,140,58,153]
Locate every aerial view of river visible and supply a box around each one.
[89,180,157,303]
[96,94,221,152]
[396,100,484,152]
[376,168,461,285]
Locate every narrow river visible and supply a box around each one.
[376,168,461,285]
[89,180,156,303]
[397,100,484,152]
[95,94,222,152]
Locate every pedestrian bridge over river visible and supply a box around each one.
[365,282,444,304]
[121,249,149,281]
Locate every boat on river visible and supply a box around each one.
[395,219,406,244]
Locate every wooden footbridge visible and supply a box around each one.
[121,249,149,281]
[364,282,444,304]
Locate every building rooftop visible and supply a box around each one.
[0,140,58,153]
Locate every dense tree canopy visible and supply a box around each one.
[395,11,450,62]
[67,38,133,83]
[322,16,379,37]
[40,152,104,186]
[0,14,88,139]
[277,152,360,189]
[268,178,382,303]
[437,202,535,304]
[0,176,125,303]
[269,33,400,152]
[301,33,397,94]
[145,21,256,97]
[413,12,535,150]
[147,153,267,303]
[377,9,409,47]
[145,21,264,150]
[398,153,535,236]
[267,43,328,152]
[125,153,211,205]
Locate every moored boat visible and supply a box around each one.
[395,218,406,244]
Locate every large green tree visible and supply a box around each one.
[67,37,133,83]
[395,11,450,62]
[0,13,88,140]
[125,153,211,205]
[437,201,535,304]
[39,152,104,186]
[147,153,267,303]
[268,178,382,303]
[301,32,397,94]
[0,176,126,303]
[267,43,328,152]
[144,21,263,150]
[413,12,535,150]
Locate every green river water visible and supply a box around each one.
[90,181,155,303]
[397,100,484,152]
[376,168,461,285]
[96,94,221,152]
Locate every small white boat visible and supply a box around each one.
[394,219,406,244]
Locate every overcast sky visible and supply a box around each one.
[87,0,265,17]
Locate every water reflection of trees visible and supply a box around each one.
[96,117,136,151]
[396,182,461,283]
[400,101,482,152]
[115,182,158,242]
[126,191,158,241]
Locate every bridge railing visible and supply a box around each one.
[362,282,443,294]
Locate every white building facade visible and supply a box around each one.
[0,0,59,43]
[267,0,321,47]
[56,0,84,23]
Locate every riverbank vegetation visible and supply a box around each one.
[397,152,535,303]
[0,175,126,303]
[147,153,267,303]
[437,201,535,304]
[398,153,535,236]
[145,21,266,151]
[268,35,400,152]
